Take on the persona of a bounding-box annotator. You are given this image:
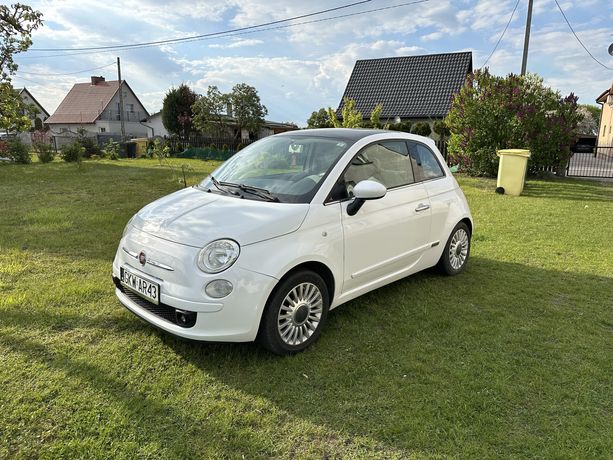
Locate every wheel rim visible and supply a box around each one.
[277,282,323,346]
[449,228,469,270]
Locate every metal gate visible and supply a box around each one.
[567,146,613,178]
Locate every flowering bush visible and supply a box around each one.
[445,70,581,176]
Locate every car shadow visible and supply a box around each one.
[158,256,612,456]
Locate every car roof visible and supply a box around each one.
[276,128,389,142]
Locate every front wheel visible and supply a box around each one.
[257,270,329,355]
[437,222,471,275]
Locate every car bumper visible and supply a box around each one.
[112,231,278,342]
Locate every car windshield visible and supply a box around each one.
[199,135,353,203]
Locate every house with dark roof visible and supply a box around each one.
[337,51,473,134]
[46,76,149,138]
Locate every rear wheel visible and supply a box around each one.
[437,222,471,275]
[257,270,329,355]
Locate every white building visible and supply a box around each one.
[46,76,149,142]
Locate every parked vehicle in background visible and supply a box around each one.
[113,129,473,354]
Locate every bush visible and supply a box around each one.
[411,122,432,137]
[433,120,450,139]
[61,142,84,163]
[103,139,120,160]
[78,136,102,158]
[387,120,412,133]
[445,70,581,176]
[5,138,31,164]
[33,141,54,163]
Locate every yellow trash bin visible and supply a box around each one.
[496,149,531,196]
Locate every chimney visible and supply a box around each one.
[226,102,233,117]
[91,76,106,85]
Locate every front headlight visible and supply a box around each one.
[122,216,135,238]
[197,239,240,273]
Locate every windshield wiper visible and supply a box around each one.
[208,176,240,196]
[236,184,280,202]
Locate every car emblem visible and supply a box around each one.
[138,251,147,266]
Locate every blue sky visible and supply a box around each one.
[12,0,613,126]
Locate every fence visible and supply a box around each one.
[166,135,260,153]
[567,145,613,178]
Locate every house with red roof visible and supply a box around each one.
[46,76,149,139]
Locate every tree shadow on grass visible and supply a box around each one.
[1,256,611,457]
[522,179,613,203]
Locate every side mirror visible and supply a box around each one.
[347,180,387,216]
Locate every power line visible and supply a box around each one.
[16,62,115,76]
[29,0,373,52]
[18,0,429,60]
[553,0,612,71]
[480,0,520,69]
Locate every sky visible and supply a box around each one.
[10,0,613,126]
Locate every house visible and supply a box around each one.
[46,76,150,142]
[13,87,50,144]
[18,87,50,129]
[596,81,613,147]
[337,51,473,136]
[141,111,168,137]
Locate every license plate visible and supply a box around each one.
[120,267,160,304]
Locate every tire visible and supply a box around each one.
[437,222,471,276]
[257,270,329,355]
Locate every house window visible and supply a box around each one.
[100,127,106,133]
[126,103,134,112]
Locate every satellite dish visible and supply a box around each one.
[609,43,613,56]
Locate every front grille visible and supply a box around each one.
[114,277,196,328]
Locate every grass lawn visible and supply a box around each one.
[1,158,612,459]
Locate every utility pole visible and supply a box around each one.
[117,57,126,142]
[521,0,534,75]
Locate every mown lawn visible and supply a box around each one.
[0,158,612,459]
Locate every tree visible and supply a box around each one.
[229,83,267,136]
[0,3,43,133]
[327,98,362,128]
[370,103,382,129]
[162,84,198,137]
[307,108,332,128]
[576,104,599,136]
[192,85,230,136]
[445,70,581,176]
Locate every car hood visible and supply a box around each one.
[132,187,309,247]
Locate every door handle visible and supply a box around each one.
[415,203,430,212]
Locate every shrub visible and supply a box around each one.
[33,141,54,163]
[61,142,84,163]
[103,139,120,160]
[6,138,31,164]
[411,122,432,137]
[433,120,450,140]
[387,120,412,133]
[445,70,581,176]
[78,136,102,158]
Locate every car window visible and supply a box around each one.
[343,140,415,197]
[408,142,445,181]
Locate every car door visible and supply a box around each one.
[408,141,456,247]
[338,140,432,295]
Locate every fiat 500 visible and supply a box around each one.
[113,129,472,354]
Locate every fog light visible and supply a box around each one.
[205,279,233,298]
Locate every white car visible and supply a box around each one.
[113,129,472,354]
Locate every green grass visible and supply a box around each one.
[1,159,612,459]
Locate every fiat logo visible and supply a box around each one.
[138,251,147,265]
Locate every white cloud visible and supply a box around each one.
[209,39,264,49]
